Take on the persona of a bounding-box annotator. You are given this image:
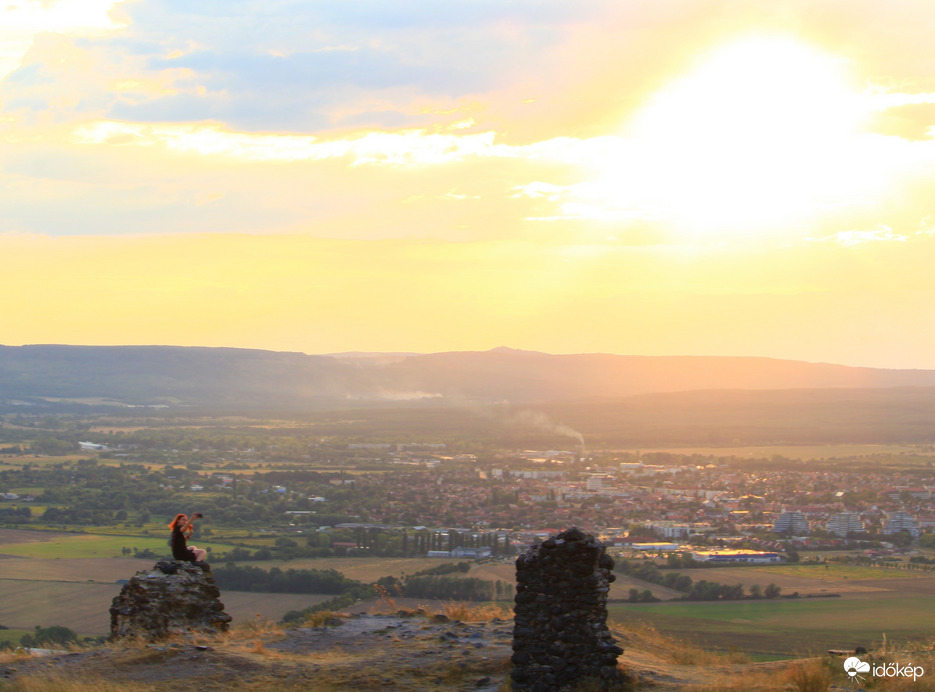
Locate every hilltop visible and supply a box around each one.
[0,610,855,692]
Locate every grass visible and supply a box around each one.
[233,556,457,582]
[0,672,159,691]
[0,532,234,559]
[619,621,749,666]
[749,563,919,581]
[784,658,832,692]
[0,577,333,637]
[0,630,31,647]
[614,596,935,658]
[302,610,347,627]
[437,601,512,622]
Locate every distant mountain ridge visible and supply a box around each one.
[1,344,935,409]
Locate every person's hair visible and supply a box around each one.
[168,514,188,531]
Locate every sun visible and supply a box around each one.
[589,36,882,241]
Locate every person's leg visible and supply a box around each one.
[192,547,207,562]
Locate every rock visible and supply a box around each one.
[109,561,232,640]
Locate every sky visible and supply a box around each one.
[3,0,935,368]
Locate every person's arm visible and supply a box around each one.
[185,512,202,537]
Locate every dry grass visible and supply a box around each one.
[0,672,158,691]
[784,658,832,692]
[678,668,789,692]
[302,610,348,628]
[618,621,750,666]
[437,601,512,622]
[214,613,284,645]
[873,677,935,692]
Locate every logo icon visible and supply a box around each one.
[844,657,871,681]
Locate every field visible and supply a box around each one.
[674,563,924,599]
[743,563,920,581]
[613,595,935,658]
[0,532,512,637]
[0,530,235,559]
[605,560,935,658]
[246,556,465,582]
[632,443,928,460]
[0,577,330,635]
[470,561,684,600]
[5,524,935,655]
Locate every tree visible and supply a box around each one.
[764,583,782,599]
[21,625,78,648]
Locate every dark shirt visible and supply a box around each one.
[170,526,196,562]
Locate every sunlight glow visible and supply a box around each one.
[0,0,125,80]
[591,37,882,239]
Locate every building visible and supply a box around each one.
[691,550,782,564]
[884,511,921,538]
[826,512,864,537]
[773,510,810,535]
[450,547,492,558]
[628,542,681,551]
[586,475,607,491]
[643,521,692,539]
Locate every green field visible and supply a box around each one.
[613,596,935,658]
[0,532,235,559]
[0,629,31,646]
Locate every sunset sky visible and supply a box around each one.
[3,0,935,368]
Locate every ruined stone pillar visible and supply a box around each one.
[110,561,232,640]
[512,527,625,691]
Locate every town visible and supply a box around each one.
[3,422,935,566]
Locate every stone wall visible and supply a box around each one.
[512,527,625,691]
[110,561,232,640]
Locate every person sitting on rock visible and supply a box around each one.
[169,513,207,563]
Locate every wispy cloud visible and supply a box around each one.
[814,225,909,247]
[71,120,507,165]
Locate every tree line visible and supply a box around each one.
[616,559,782,601]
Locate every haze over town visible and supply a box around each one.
[3,1,935,369]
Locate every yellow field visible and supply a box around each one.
[630,443,927,460]
[0,578,329,635]
[750,563,921,581]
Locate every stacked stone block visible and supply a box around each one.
[512,527,625,691]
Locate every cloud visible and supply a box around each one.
[815,226,909,247]
[70,120,507,165]
[0,0,126,81]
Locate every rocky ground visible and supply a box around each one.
[0,612,897,691]
[0,613,515,691]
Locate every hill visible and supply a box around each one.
[2,344,935,409]
[0,610,856,691]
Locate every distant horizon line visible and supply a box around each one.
[0,342,926,373]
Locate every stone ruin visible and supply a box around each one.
[512,527,626,691]
[110,561,232,640]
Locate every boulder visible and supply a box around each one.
[109,561,232,640]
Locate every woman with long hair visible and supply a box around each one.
[168,513,207,563]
